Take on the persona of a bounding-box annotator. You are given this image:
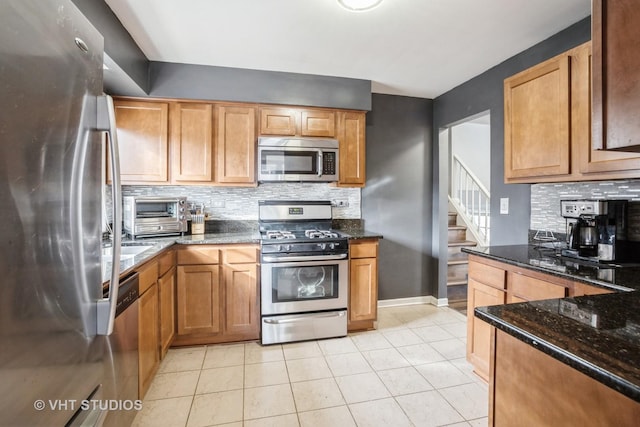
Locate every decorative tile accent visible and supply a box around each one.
[531,180,640,234]
[104,183,361,222]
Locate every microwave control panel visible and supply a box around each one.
[323,152,336,175]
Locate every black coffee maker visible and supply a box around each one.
[561,199,638,263]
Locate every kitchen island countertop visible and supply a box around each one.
[464,245,640,402]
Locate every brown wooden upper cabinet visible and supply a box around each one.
[259,107,336,137]
[337,111,366,187]
[112,98,257,187]
[170,103,213,183]
[109,100,169,184]
[215,105,257,185]
[592,0,640,152]
[504,53,571,182]
[504,42,640,184]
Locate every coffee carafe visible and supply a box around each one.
[576,216,598,257]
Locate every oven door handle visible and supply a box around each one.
[263,311,346,324]
[262,253,348,263]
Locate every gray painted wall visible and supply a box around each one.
[149,62,372,111]
[362,94,434,300]
[432,17,591,299]
[71,0,149,93]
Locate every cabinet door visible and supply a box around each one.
[301,110,336,137]
[349,257,378,322]
[215,105,256,184]
[176,265,221,335]
[504,55,571,181]
[110,100,169,184]
[592,0,640,152]
[138,284,159,398]
[170,103,214,183]
[466,278,506,382]
[337,111,366,187]
[260,108,297,135]
[158,266,176,359]
[222,263,259,339]
[574,42,640,176]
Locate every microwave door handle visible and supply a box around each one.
[317,150,323,177]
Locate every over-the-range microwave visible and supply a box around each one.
[257,137,339,183]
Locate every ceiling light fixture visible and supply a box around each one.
[337,0,383,12]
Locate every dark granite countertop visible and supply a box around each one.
[176,231,261,245]
[102,229,382,283]
[476,293,640,402]
[340,230,384,240]
[462,245,640,292]
[465,244,640,402]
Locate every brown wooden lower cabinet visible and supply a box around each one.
[467,278,506,381]
[467,254,613,382]
[490,329,640,426]
[222,262,259,339]
[174,244,259,346]
[348,240,379,332]
[138,280,159,399]
[176,264,221,336]
[158,265,176,359]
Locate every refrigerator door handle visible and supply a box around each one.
[96,95,122,335]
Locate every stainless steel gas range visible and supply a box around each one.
[259,200,349,345]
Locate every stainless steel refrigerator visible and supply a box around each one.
[0,1,123,425]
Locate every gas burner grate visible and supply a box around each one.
[304,229,340,239]
[265,230,296,240]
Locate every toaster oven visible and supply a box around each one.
[123,196,188,238]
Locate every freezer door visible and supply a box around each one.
[0,1,111,426]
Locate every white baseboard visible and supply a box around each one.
[378,296,449,308]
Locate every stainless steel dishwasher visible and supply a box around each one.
[103,272,139,427]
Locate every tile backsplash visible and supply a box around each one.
[104,183,360,222]
[531,179,640,233]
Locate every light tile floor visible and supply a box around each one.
[132,304,488,427]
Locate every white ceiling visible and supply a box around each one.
[105,0,591,99]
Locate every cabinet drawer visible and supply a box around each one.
[509,273,567,301]
[177,246,220,265]
[138,260,158,294]
[468,261,506,290]
[350,241,378,259]
[158,249,176,276]
[223,246,258,264]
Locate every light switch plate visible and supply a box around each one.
[500,198,509,215]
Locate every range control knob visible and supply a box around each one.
[318,243,327,250]
[329,243,336,250]
[283,244,292,252]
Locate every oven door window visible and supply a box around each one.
[261,150,319,176]
[271,264,339,302]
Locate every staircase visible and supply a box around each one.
[447,211,477,312]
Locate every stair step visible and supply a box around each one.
[448,212,457,226]
[447,278,468,286]
[448,240,477,247]
[447,259,469,266]
[448,251,469,262]
[447,282,468,307]
[448,227,467,243]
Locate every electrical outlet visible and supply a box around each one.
[210,199,225,208]
[335,200,349,207]
[500,198,509,215]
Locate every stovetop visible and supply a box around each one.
[263,229,343,241]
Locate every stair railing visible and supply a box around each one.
[450,154,490,245]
